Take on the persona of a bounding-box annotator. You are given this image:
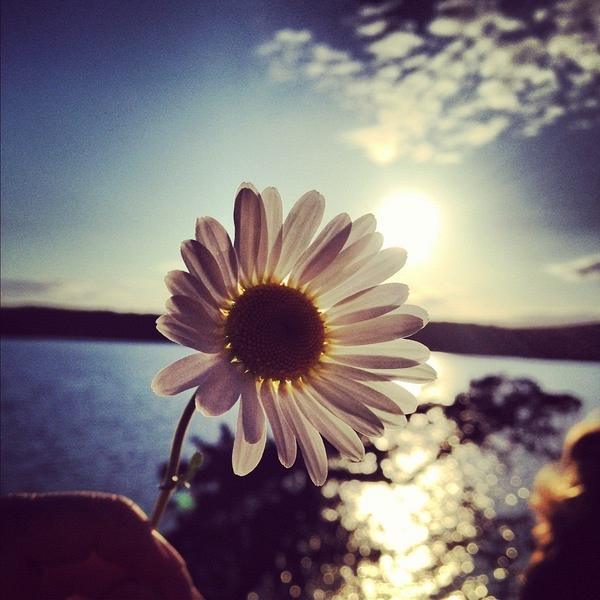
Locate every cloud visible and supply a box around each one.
[257,0,600,163]
[367,31,424,60]
[1,277,168,313]
[1,279,62,296]
[405,284,600,326]
[256,29,313,81]
[490,309,600,327]
[356,20,387,37]
[546,253,600,282]
[358,3,396,19]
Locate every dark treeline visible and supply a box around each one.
[1,306,599,361]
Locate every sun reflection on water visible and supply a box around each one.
[325,398,548,599]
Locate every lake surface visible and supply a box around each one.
[1,338,599,598]
[1,338,598,513]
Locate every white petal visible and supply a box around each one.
[151,352,220,396]
[330,338,429,360]
[263,189,284,282]
[166,295,223,330]
[319,361,393,382]
[343,213,377,248]
[317,247,407,308]
[261,187,283,255]
[235,181,259,196]
[329,338,429,369]
[307,232,383,299]
[322,360,437,383]
[364,381,419,414]
[254,197,270,283]
[164,270,220,313]
[279,383,328,486]
[308,376,384,437]
[298,386,365,461]
[234,186,268,285]
[289,213,351,287]
[330,312,425,346]
[156,315,223,353]
[379,363,437,383]
[181,240,229,304]
[265,228,283,281]
[194,359,244,416]
[328,302,399,327]
[232,404,267,476]
[327,283,409,325]
[260,380,297,468]
[156,320,202,351]
[396,303,429,322]
[195,217,239,295]
[271,190,325,281]
[371,408,408,429]
[240,378,266,444]
[322,373,403,414]
[330,351,418,370]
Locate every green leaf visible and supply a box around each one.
[179,451,204,488]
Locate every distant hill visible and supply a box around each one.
[1,306,599,361]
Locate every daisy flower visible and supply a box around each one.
[152,183,435,486]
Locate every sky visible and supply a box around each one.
[1,0,599,325]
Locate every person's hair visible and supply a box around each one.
[527,413,600,565]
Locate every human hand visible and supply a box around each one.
[0,492,202,600]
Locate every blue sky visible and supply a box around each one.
[2,0,599,324]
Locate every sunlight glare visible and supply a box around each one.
[375,191,441,265]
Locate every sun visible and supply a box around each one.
[375,190,441,265]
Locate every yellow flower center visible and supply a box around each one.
[225,283,326,381]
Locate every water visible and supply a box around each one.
[1,339,599,598]
[1,338,598,514]
[0,338,236,513]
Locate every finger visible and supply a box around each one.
[0,492,201,600]
[1,492,150,565]
[40,553,129,600]
[151,531,205,600]
[102,580,158,600]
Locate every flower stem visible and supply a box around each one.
[150,392,196,530]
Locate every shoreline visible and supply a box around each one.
[2,306,599,362]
